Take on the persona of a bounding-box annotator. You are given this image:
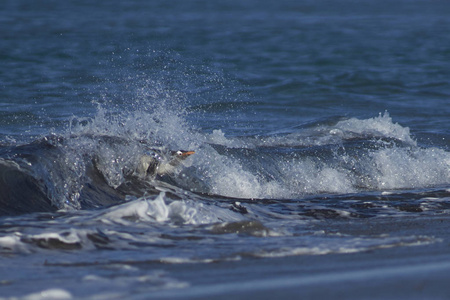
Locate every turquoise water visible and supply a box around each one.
[1,1,450,299]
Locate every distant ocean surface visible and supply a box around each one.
[1,1,450,299]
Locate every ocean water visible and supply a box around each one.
[1,0,450,299]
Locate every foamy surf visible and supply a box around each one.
[176,112,449,199]
[0,105,449,215]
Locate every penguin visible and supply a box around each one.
[135,149,194,178]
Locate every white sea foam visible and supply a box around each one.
[0,233,29,253]
[100,193,170,224]
[82,271,189,292]
[334,112,416,146]
[187,144,449,199]
[254,235,438,258]
[0,289,73,300]
[280,159,355,196]
[99,192,246,225]
[206,129,245,148]
[0,228,109,254]
[369,147,450,189]
[23,289,72,300]
[247,112,416,148]
[184,113,449,199]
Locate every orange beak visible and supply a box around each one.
[180,151,195,157]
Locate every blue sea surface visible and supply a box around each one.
[1,1,450,299]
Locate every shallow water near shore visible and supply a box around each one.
[1,0,450,299]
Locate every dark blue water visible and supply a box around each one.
[1,1,450,299]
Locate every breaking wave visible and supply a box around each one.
[0,100,449,216]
